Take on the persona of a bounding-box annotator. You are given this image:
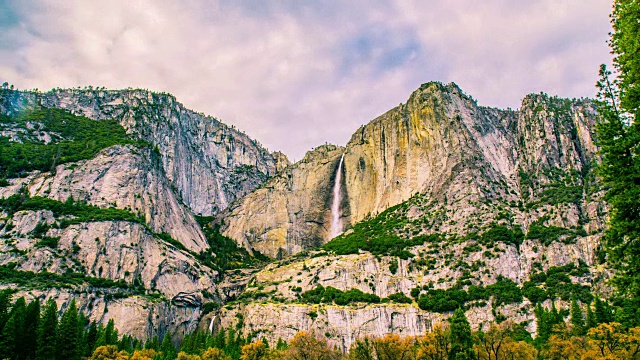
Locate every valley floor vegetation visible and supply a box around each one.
[1,291,639,360]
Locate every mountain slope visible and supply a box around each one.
[0,88,275,341]
[222,82,604,258]
[1,87,285,216]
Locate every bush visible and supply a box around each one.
[300,285,380,306]
[35,236,59,248]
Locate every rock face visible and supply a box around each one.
[222,82,603,257]
[0,86,279,340]
[0,145,208,252]
[0,88,281,216]
[0,145,219,339]
[222,145,346,258]
[210,82,608,348]
[0,82,609,349]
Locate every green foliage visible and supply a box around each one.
[596,0,640,301]
[525,216,584,245]
[487,276,522,307]
[479,224,524,247]
[417,287,475,313]
[324,203,442,257]
[0,262,150,295]
[414,277,521,313]
[37,299,58,360]
[570,295,586,336]
[449,308,475,360]
[385,292,412,304]
[522,262,592,305]
[535,303,564,345]
[300,285,381,306]
[57,300,79,360]
[35,236,60,248]
[0,192,143,227]
[0,108,149,178]
[179,328,250,359]
[388,258,399,274]
[195,216,268,272]
[594,296,614,325]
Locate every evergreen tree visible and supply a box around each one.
[596,0,640,301]
[586,302,597,330]
[0,313,18,359]
[57,300,79,360]
[0,290,10,331]
[85,321,98,357]
[570,295,585,336]
[160,331,177,360]
[145,335,160,350]
[594,296,613,325]
[616,299,638,328]
[37,299,58,360]
[76,313,89,358]
[448,308,475,360]
[0,297,26,360]
[23,299,40,360]
[275,337,288,351]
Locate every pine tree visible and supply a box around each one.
[594,296,613,325]
[616,299,638,328]
[276,337,288,350]
[84,322,98,357]
[596,0,640,301]
[0,313,18,359]
[448,308,475,360]
[23,299,41,360]
[145,335,160,350]
[160,331,177,360]
[586,302,597,330]
[57,300,79,360]
[570,295,585,336]
[37,299,58,360]
[0,290,10,331]
[0,297,26,360]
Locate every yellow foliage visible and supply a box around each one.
[89,345,129,360]
[201,347,232,360]
[372,333,416,360]
[280,331,341,360]
[178,351,203,360]
[129,349,156,360]
[241,341,270,360]
[415,323,450,360]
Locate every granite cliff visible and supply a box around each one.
[0,82,608,349]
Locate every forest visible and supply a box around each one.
[1,291,638,360]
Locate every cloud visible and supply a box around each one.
[0,0,613,160]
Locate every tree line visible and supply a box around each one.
[2,289,640,360]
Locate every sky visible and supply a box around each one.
[0,1,613,161]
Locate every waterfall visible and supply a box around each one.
[330,153,345,238]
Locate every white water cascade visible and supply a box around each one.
[330,153,345,238]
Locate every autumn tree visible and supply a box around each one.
[201,347,232,360]
[280,331,341,360]
[89,345,129,360]
[178,352,203,360]
[415,323,450,360]
[241,340,270,360]
[130,349,157,360]
[372,333,416,360]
